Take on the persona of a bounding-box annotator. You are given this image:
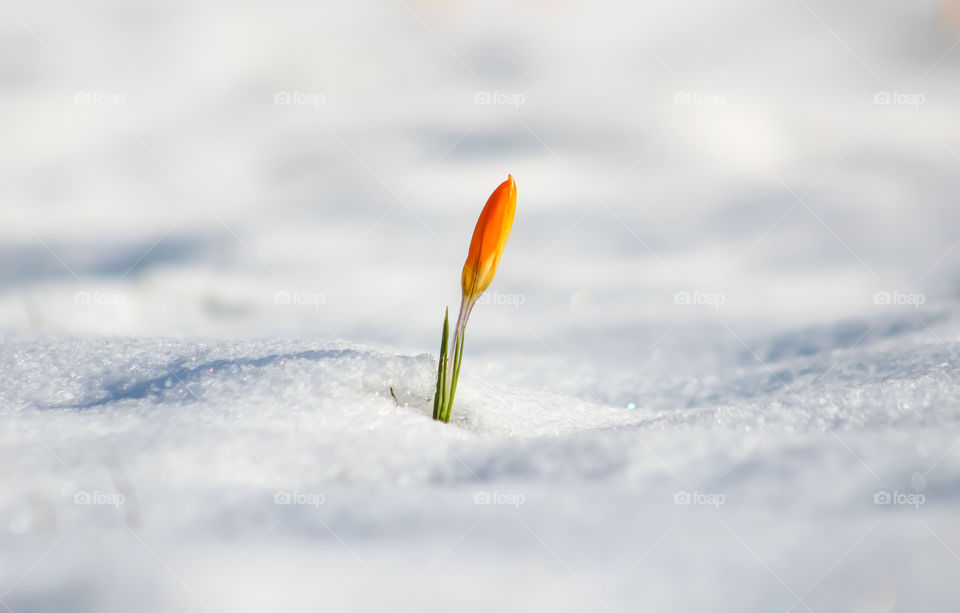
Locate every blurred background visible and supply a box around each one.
[2,0,959,399]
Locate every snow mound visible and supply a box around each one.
[3,313,960,611]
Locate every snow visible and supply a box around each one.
[3,0,960,610]
[2,326,959,611]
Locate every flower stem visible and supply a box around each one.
[434,294,477,423]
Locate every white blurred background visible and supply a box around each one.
[2,0,959,393]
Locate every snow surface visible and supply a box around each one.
[2,0,960,611]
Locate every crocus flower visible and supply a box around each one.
[461,174,517,300]
[433,175,517,423]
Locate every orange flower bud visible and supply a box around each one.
[461,174,517,299]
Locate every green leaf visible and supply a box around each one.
[432,307,450,421]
